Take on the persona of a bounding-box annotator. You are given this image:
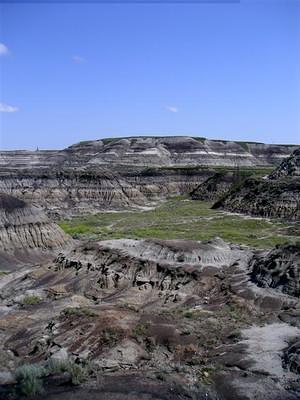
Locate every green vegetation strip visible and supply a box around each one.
[59,198,299,248]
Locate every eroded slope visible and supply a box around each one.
[0,193,69,271]
[213,148,300,221]
[0,239,299,400]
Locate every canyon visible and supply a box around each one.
[0,136,299,400]
[0,136,297,217]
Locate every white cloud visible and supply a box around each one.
[0,43,8,56]
[0,102,18,113]
[166,106,179,113]
[72,55,86,63]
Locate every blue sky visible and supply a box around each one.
[0,0,299,150]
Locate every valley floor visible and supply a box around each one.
[59,197,300,249]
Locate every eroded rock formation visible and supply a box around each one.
[189,169,259,202]
[0,167,215,217]
[213,147,300,220]
[0,193,69,270]
[0,137,299,400]
[0,238,299,399]
[1,137,296,169]
[0,137,297,217]
[250,243,300,297]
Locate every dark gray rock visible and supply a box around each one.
[250,244,300,297]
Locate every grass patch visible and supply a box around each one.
[15,358,90,396]
[133,323,148,337]
[46,359,89,385]
[22,295,42,306]
[59,198,299,249]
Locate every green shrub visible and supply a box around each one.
[15,364,46,396]
[22,295,42,305]
[68,363,89,385]
[46,358,70,374]
[46,358,89,385]
[133,323,147,337]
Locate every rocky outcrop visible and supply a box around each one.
[213,176,300,220]
[53,238,249,298]
[1,238,300,400]
[190,169,258,202]
[284,340,300,374]
[269,148,300,179]
[0,193,69,269]
[0,169,147,217]
[213,148,300,221]
[250,244,300,297]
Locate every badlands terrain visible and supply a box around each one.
[0,136,299,400]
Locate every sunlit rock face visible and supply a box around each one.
[0,193,69,270]
[66,137,296,167]
[0,193,67,251]
[1,136,294,169]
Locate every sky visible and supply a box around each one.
[0,0,299,150]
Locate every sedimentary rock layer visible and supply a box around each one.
[190,170,257,202]
[0,167,215,216]
[1,238,299,400]
[213,176,300,220]
[0,193,68,266]
[0,137,297,216]
[0,136,297,169]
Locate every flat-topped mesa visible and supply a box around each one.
[0,136,297,170]
[0,193,68,254]
[66,136,297,167]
